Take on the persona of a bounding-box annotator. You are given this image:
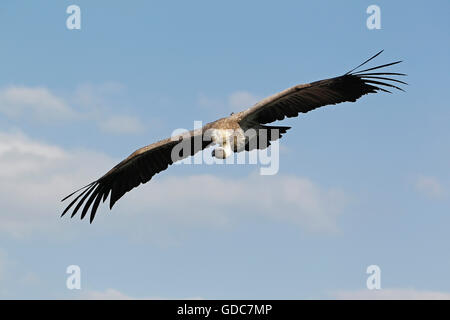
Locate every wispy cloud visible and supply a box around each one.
[334,288,450,300]
[0,83,146,136]
[0,249,6,283]
[0,249,16,298]
[130,173,348,233]
[0,130,67,178]
[414,175,446,199]
[72,82,126,115]
[73,82,146,135]
[228,91,259,112]
[197,91,260,113]
[18,272,41,287]
[197,93,224,111]
[82,288,203,300]
[99,115,146,135]
[0,86,76,121]
[82,289,134,300]
[0,130,115,237]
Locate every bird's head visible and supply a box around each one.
[211,147,228,159]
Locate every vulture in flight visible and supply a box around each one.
[61,50,406,222]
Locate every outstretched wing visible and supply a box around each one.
[237,50,406,127]
[61,127,213,223]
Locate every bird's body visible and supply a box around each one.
[61,50,406,222]
[210,128,243,158]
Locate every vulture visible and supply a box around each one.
[61,50,406,223]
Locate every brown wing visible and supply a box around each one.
[61,127,213,223]
[238,50,406,127]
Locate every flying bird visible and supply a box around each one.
[61,50,406,223]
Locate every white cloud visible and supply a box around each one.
[198,91,260,113]
[18,272,41,287]
[0,249,16,298]
[83,289,133,300]
[99,115,146,135]
[0,250,9,298]
[82,288,203,300]
[0,86,76,121]
[126,173,348,233]
[228,91,259,112]
[334,288,450,300]
[414,175,446,199]
[73,82,125,115]
[0,249,6,282]
[197,93,224,111]
[0,83,147,136]
[0,130,348,239]
[73,82,147,135]
[0,130,115,237]
[0,131,67,178]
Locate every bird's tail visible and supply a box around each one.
[244,125,291,151]
[260,125,291,135]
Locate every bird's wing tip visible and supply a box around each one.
[61,182,96,202]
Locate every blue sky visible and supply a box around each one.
[0,0,449,299]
